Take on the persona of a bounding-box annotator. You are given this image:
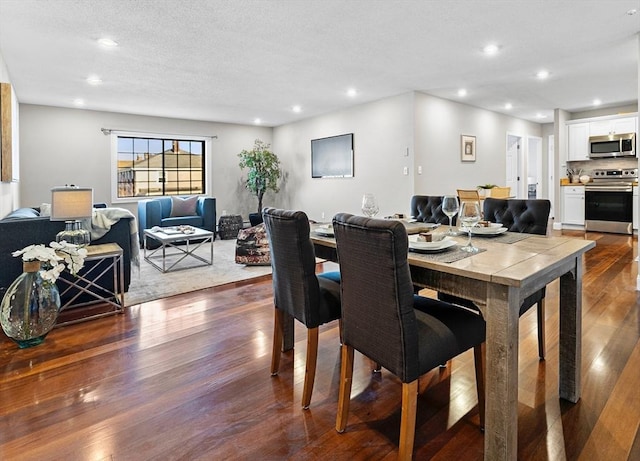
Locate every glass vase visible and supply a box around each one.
[0,261,61,348]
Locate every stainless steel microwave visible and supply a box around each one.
[589,132,636,159]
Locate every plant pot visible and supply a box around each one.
[0,261,61,348]
[249,213,263,227]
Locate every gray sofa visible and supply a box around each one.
[0,207,134,307]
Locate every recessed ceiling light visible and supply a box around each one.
[347,88,357,98]
[292,105,302,113]
[536,113,547,119]
[73,98,85,106]
[86,76,103,85]
[593,99,602,106]
[97,38,118,47]
[504,103,513,110]
[457,88,467,97]
[254,118,262,125]
[536,70,550,79]
[483,44,500,55]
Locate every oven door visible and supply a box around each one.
[585,186,633,234]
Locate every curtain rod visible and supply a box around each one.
[100,127,218,139]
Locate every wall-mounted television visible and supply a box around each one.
[311,133,354,178]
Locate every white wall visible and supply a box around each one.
[414,92,542,196]
[0,50,20,217]
[18,105,272,218]
[273,93,415,221]
[272,91,544,221]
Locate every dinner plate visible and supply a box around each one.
[408,237,456,252]
[459,226,508,236]
[314,225,334,237]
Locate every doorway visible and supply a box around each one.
[527,136,542,199]
[548,135,555,219]
[506,134,522,198]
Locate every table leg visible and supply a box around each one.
[483,284,520,461]
[559,256,582,402]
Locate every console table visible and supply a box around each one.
[56,243,125,326]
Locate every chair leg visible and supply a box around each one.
[398,380,418,461]
[335,344,355,433]
[302,327,319,409]
[270,308,284,376]
[537,299,546,360]
[473,343,486,431]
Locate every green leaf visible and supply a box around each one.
[238,139,282,213]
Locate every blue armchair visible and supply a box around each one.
[137,196,216,246]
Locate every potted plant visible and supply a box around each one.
[477,183,497,197]
[238,139,282,225]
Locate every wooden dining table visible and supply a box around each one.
[305,224,596,461]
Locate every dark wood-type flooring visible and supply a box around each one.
[1,230,639,460]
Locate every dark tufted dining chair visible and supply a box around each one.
[410,195,451,225]
[440,198,552,359]
[263,207,341,409]
[333,214,486,460]
[483,198,551,235]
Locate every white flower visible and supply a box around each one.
[12,241,87,282]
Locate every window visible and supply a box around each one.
[115,136,205,198]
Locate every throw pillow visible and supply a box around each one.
[39,203,52,217]
[170,196,199,217]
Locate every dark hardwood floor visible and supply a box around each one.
[1,230,639,460]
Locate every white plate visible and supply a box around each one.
[459,226,508,235]
[314,225,334,237]
[408,236,456,251]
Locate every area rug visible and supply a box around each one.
[125,239,272,306]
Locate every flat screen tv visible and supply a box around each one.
[311,133,354,178]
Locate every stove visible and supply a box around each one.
[590,168,637,186]
[585,168,636,234]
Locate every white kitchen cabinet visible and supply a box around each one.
[589,116,637,137]
[567,123,589,161]
[562,186,585,225]
[634,186,638,231]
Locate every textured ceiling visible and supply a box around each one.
[0,0,638,126]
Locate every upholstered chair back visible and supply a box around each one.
[483,198,551,235]
[410,195,451,224]
[262,207,324,328]
[333,213,423,382]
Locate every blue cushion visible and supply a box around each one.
[2,208,40,220]
[162,216,203,228]
[318,271,341,283]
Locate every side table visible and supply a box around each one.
[56,243,125,326]
[218,214,243,239]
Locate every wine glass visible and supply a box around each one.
[441,195,460,235]
[361,193,379,218]
[459,201,481,253]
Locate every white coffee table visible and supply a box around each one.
[143,226,214,273]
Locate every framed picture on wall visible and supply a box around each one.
[461,135,476,162]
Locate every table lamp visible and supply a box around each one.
[50,186,93,246]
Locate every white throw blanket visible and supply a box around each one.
[81,208,140,268]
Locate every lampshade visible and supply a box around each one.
[50,186,93,246]
[51,187,93,221]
